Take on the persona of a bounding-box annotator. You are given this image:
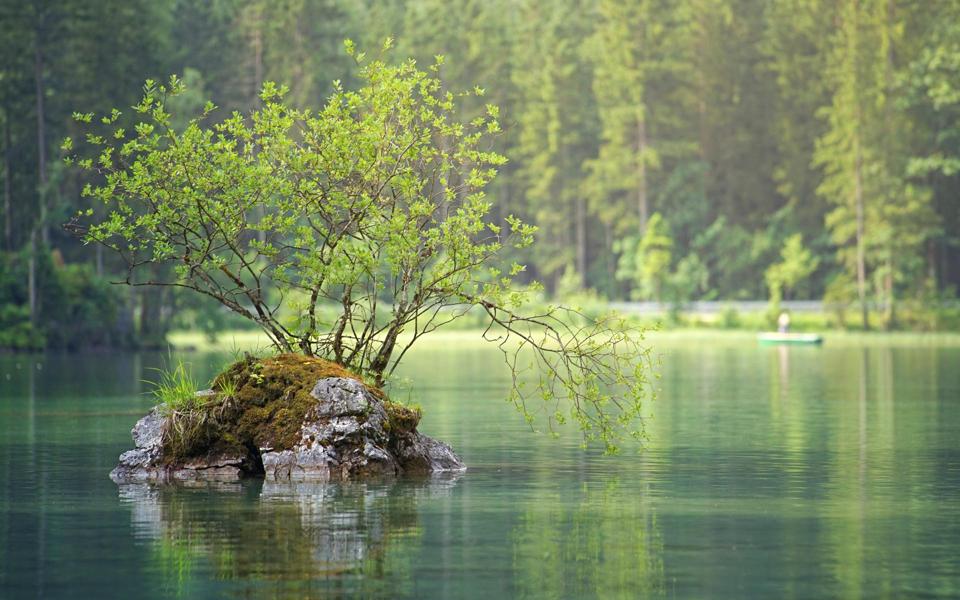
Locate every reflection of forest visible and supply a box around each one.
[5,344,958,599]
[119,476,461,598]
[512,477,664,599]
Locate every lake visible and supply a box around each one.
[1,336,958,598]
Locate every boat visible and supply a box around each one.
[757,332,823,346]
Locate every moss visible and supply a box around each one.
[383,401,421,435]
[164,353,388,462]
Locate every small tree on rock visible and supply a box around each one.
[66,42,653,452]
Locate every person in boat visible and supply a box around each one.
[777,311,791,333]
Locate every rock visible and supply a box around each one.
[109,409,165,483]
[261,378,416,482]
[131,408,165,449]
[174,450,252,481]
[110,373,465,483]
[392,431,465,474]
[309,378,374,416]
[110,408,256,483]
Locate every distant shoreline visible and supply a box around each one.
[164,328,960,353]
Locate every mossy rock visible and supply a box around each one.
[112,353,462,483]
[383,401,422,435]
[168,353,385,460]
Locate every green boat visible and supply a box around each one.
[757,332,824,346]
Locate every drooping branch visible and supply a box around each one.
[66,52,654,452]
[475,298,653,453]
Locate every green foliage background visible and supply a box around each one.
[2,0,960,349]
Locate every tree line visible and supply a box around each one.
[2,0,959,349]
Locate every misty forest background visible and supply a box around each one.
[2,0,960,351]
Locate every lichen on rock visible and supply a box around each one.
[110,354,464,483]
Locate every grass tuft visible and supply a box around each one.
[150,358,202,414]
[216,375,238,399]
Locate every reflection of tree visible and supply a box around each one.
[511,478,664,599]
[119,476,461,598]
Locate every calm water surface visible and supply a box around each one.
[0,338,958,598]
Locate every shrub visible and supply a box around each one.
[68,43,653,452]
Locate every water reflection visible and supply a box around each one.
[3,342,960,599]
[118,475,461,598]
[512,477,664,599]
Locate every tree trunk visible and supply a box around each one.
[139,287,155,346]
[3,106,11,251]
[158,287,175,340]
[881,0,895,331]
[695,10,708,160]
[851,0,869,331]
[884,251,895,329]
[30,15,47,332]
[854,140,869,331]
[605,222,615,296]
[139,284,168,348]
[575,195,586,289]
[250,7,263,110]
[637,115,648,232]
[436,65,453,223]
[370,322,403,386]
[249,6,267,245]
[28,232,37,324]
[34,34,48,247]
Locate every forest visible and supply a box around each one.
[2,0,959,351]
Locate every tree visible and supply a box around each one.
[763,0,835,236]
[815,0,876,330]
[765,233,819,305]
[816,0,940,329]
[899,3,959,299]
[68,44,652,452]
[584,0,696,235]
[512,0,597,291]
[617,212,673,302]
[692,0,781,230]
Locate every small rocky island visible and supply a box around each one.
[111,354,464,483]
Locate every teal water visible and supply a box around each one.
[0,339,958,598]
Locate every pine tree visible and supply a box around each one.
[763,0,835,236]
[815,0,878,329]
[816,0,939,329]
[512,0,598,291]
[584,0,696,234]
